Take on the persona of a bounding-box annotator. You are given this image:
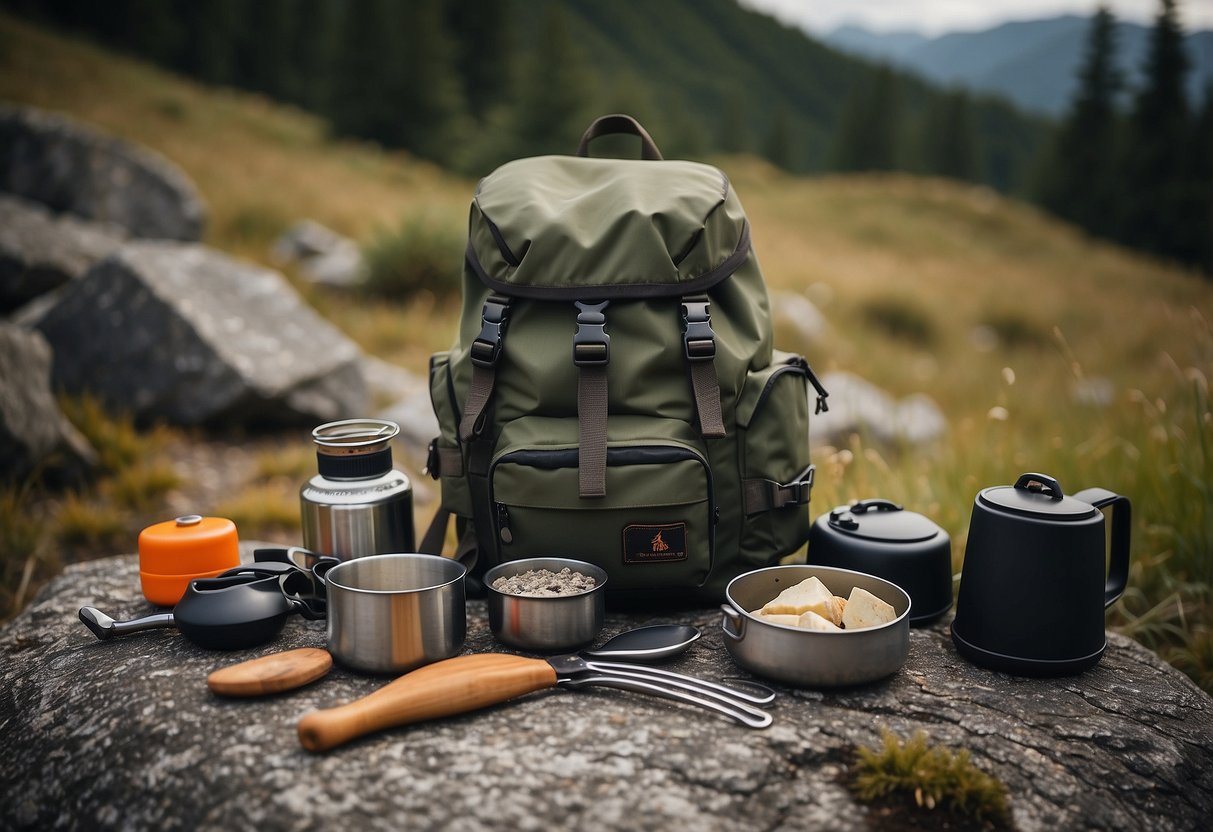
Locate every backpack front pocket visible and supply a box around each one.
[490,416,714,591]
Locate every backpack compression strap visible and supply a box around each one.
[682,295,726,438]
[574,300,610,498]
[460,294,511,441]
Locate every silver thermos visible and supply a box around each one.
[300,418,415,559]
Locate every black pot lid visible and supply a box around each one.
[826,499,941,543]
[978,472,1097,520]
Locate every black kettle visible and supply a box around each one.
[952,472,1130,676]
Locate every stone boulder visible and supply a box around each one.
[770,290,829,344]
[811,371,947,448]
[0,104,205,241]
[1,553,1210,831]
[0,323,96,482]
[271,219,364,288]
[32,241,369,428]
[0,194,126,313]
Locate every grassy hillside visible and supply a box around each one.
[2,16,1211,687]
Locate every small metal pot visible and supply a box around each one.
[484,558,607,652]
[322,553,466,674]
[721,565,910,688]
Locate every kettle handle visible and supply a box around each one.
[1014,472,1065,499]
[1073,488,1132,608]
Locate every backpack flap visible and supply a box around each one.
[466,156,750,299]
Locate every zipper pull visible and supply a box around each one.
[496,504,513,544]
[804,362,830,414]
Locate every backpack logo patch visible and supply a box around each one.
[623,523,688,564]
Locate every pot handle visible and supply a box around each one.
[1074,487,1132,608]
[720,604,747,642]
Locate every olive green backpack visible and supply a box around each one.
[421,115,828,603]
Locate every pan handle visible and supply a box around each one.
[720,604,747,642]
[297,654,558,752]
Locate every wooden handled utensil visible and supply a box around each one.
[297,651,773,752]
[208,648,333,697]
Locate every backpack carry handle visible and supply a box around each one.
[576,114,664,161]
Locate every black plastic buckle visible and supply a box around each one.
[470,295,510,368]
[424,437,440,480]
[573,300,610,367]
[779,464,815,509]
[681,298,716,362]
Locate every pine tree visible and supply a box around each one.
[292,0,343,113]
[920,89,979,182]
[829,65,901,173]
[1120,0,1192,262]
[1187,84,1213,274]
[447,0,513,122]
[1037,7,1123,237]
[764,108,796,171]
[505,2,596,158]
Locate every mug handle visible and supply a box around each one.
[1074,488,1132,608]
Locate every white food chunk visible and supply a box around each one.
[754,612,802,627]
[842,586,897,630]
[761,576,839,622]
[796,610,840,631]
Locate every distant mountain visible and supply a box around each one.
[824,15,1213,115]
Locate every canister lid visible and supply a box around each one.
[826,499,941,543]
[977,473,1097,520]
[138,515,240,576]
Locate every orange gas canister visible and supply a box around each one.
[138,515,240,606]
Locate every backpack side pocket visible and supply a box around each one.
[736,351,815,563]
[428,351,473,519]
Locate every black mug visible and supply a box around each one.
[952,472,1131,676]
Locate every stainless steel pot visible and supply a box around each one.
[721,565,910,687]
[484,558,607,652]
[323,553,466,674]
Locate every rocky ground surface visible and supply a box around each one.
[1,551,1210,832]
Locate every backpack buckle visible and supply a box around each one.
[470,295,510,368]
[780,465,815,508]
[681,298,716,362]
[573,300,610,366]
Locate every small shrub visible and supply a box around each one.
[362,215,464,299]
[851,730,1010,827]
[860,296,937,346]
[55,492,128,549]
[58,395,148,474]
[213,483,301,536]
[980,310,1050,350]
[107,462,182,511]
[254,446,315,482]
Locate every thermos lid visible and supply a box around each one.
[312,419,399,480]
[826,499,941,543]
[978,473,1097,520]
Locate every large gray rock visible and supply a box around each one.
[811,371,947,448]
[770,290,829,344]
[0,194,126,313]
[32,241,369,427]
[1,553,1209,831]
[271,219,365,288]
[0,323,95,482]
[0,104,205,241]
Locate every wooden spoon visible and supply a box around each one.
[208,647,333,697]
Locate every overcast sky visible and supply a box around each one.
[742,0,1213,36]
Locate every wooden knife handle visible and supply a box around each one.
[297,653,558,752]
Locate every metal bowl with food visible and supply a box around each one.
[485,557,607,652]
[721,565,911,687]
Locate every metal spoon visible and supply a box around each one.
[581,624,701,662]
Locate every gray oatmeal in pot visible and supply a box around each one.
[492,567,597,597]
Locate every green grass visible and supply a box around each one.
[851,730,1010,827]
[2,15,1212,691]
